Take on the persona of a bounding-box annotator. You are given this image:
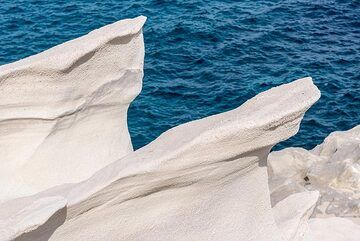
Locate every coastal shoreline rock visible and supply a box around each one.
[1,75,322,241]
[0,15,359,241]
[0,16,146,201]
[268,125,360,220]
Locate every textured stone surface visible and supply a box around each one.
[1,15,358,241]
[0,77,320,241]
[47,78,320,241]
[268,125,360,220]
[0,16,146,201]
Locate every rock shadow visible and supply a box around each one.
[15,206,67,241]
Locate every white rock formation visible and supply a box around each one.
[1,15,358,241]
[0,76,322,241]
[0,16,146,201]
[268,125,360,220]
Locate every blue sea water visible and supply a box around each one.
[0,0,359,150]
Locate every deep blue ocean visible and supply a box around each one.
[0,0,359,150]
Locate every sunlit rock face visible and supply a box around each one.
[46,78,320,241]
[0,16,146,201]
[268,125,360,219]
[0,76,322,241]
[272,191,320,241]
[0,15,359,241]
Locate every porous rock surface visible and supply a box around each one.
[268,125,360,220]
[1,16,359,241]
[0,16,146,201]
[1,75,322,241]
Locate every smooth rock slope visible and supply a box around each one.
[0,77,321,241]
[47,77,320,241]
[0,16,146,201]
[272,191,320,241]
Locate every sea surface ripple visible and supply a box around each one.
[0,0,359,150]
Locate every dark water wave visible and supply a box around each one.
[0,0,359,150]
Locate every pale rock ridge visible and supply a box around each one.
[0,16,146,201]
[0,77,321,241]
[268,125,360,220]
[1,15,357,241]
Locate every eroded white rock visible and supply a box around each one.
[48,78,320,241]
[268,125,360,219]
[0,77,320,241]
[0,16,146,201]
[2,14,353,241]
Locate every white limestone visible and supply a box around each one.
[0,14,358,241]
[268,125,360,220]
[0,16,146,201]
[0,77,321,241]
